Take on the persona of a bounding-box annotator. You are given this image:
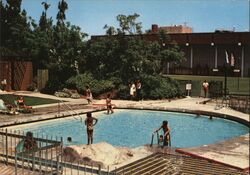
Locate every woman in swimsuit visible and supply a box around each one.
[84,112,98,145]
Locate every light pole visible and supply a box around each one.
[233,69,240,90]
[162,43,169,74]
[224,63,228,98]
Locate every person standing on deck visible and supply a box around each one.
[85,112,98,145]
[202,80,209,98]
[106,93,114,114]
[130,82,136,100]
[136,80,142,101]
[85,85,93,104]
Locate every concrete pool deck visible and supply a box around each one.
[0,91,249,172]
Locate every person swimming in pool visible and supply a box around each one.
[23,131,38,151]
[158,135,164,147]
[154,120,171,146]
[84,112,98,145]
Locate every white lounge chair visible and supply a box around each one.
[0,99,19,115]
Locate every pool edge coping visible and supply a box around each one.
[1,106,249,128]
[0,106,249,172]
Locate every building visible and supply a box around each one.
[91,28,250,77]
[151,24,193,34]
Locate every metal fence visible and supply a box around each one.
[0,128,119,175]
[229,94,250,114]
[0,128,247,175]
[0,128,63,174]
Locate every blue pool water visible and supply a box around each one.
[21,110,249,148]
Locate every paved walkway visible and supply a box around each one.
[0,91,249,172]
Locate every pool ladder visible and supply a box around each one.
[56,100,83,122]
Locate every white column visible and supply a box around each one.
[215,46,218,68]
[241,46,244,77]
[190,46,193,68]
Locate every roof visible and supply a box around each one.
[91,32,250,45]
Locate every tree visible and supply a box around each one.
[116,13,142,35]
[161,44,185,64]
[103,24,116,35]
[2,0,34,59]
[0,1,7,48]
[31,1,54,70]
[39,2,50,31]
[104,13,142,36]
[56,0,68,26]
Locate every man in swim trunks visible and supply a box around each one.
[84,112,98,145]
[106,93,114,114]
[154,120,171,146]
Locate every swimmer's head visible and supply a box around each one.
[162,120,168,126]
[87,112,92,118]
[67,137,72,142]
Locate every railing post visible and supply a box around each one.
[45,135,48,173]
[15,148,18,175]
[58,100,60,117]
[21,151,24,174]
[77,160,80,175]
[91,163,93,175]
[56,136,60,175]
[61,137,63,174]
[5,128,8,164]
[98,164,101,175]
[27,149,30,174]
[50,136,53,172]
[32,150,35,172]
[39,141,42,174]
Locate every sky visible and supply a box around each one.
[20,0,250,37]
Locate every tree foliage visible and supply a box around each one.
[0,0,33,58]
[1,1,185,98]
[104,13,142,35]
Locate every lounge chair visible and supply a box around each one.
[14,100,32,113]
[0,99,19,115]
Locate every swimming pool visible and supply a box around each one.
[15,110,249,148]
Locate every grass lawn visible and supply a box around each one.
[0,94,59,106]
[167,75,250,96]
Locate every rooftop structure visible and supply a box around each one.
[151,24,193,33]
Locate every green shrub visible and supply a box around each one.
[27,84,36,91]
[141,74,181,99]
[91,80,115,96]
[41,79,64,95]
[108,76,122,88]
[66,73,94,93]
[66,73,115,96]
[117,84,130,99]
[65,73,181,99]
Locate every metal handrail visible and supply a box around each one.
[57,100,83,122]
